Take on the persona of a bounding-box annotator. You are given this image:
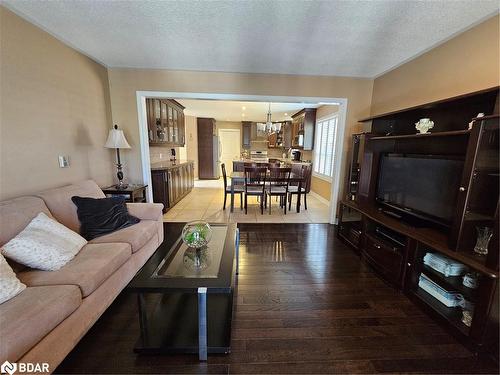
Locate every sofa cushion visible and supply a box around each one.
[0,254,26,304]
[89,220,158,253]
[71,196,140,240]
[2,213,87,271]
[0,285,81,362]
[36,180,106,233]
[0,196,52,247]
[17,243,131,297]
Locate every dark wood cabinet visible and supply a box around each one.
[337,203,363,252]
[449,116,499,270]
[345,133,367,201]
[242,121,251,149]
[151,162,194,213]
[338,88,499,360]
[282,121,292,148]
[197,118,218,179]
[147,99,185,146]
[291,108,316,150]
[339,200,498,355]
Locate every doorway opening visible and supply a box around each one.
[136,92,347,224]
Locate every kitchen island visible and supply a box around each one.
[150,160,195,213]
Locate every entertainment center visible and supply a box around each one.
[338,87,499,360]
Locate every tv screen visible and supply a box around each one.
[376,154,464,224]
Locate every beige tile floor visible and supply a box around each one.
[163,179,331,223]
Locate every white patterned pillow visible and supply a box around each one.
[1,212,87,271]
[0,253,26,304]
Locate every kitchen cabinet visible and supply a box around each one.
[197,118,219,179]
[242,121,252,148]
[291,108,317,150]
[151,161,195,213]
[282,122,293,148]
[147,99,185,146]
[268,121,290,148]
[267,132,278,147]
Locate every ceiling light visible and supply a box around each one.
[242,106,246,110]
[284,113,288,116]
[265,103,276,133]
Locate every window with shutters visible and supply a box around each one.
[313,115,338,180]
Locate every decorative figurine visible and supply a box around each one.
[415,118,434,134]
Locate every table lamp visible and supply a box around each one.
[104,124,131,188]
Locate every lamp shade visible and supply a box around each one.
[104,126,131,149]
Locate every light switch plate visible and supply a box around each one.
[58,155,70,168]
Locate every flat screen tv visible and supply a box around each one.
[376,154,464,228]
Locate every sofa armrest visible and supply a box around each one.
[126,203,163,221]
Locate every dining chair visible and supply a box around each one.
[244,167,267,214]
[221,163,243,210]
[266,167,291,214]
[267,159,281,168]
[288,164,312,211]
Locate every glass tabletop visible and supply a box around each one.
[154,226,228,279]
[127,223,237,293]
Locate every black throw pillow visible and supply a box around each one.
[71,196,140,240]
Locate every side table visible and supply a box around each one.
[101,184,147,203]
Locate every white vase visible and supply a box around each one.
[415,118,434,134]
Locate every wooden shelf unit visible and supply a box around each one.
[339,88,499,360]
[146,98,186,146]
[338,200,497,352]
[342,200,498,278]
[370,129,471,141]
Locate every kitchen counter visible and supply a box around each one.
[150,160,194,170]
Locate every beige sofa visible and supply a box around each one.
[0,180,164,371]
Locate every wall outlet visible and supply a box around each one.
[58,155,70,168]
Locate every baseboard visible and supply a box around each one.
[309,191,330,206]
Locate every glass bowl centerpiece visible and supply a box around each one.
[181,221,213,271]
[182,221,212,249]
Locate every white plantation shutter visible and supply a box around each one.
[313,115,337,179]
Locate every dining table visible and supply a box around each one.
[229,171,305,213]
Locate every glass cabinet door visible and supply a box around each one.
[451,117,499,266]
[179,112,185,145]
[338,203,363,251]
[168,106,174,143]
[173,109,179,144]
[147,99,185,145]
[158,101,167,142]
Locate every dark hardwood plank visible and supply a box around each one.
[55,223,498,374]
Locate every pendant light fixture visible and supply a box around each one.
[265,102,275,133]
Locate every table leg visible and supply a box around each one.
[198,287,208,361]
[235,228,240,275]
[230,185,235,213]
[137,293,148,342]
[296,181,302,213]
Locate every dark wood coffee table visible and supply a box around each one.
[127,223,239,361]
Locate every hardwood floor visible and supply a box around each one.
[55,224,498,374]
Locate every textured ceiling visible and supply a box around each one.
[177,100,324,122]
[4,0,499,77]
